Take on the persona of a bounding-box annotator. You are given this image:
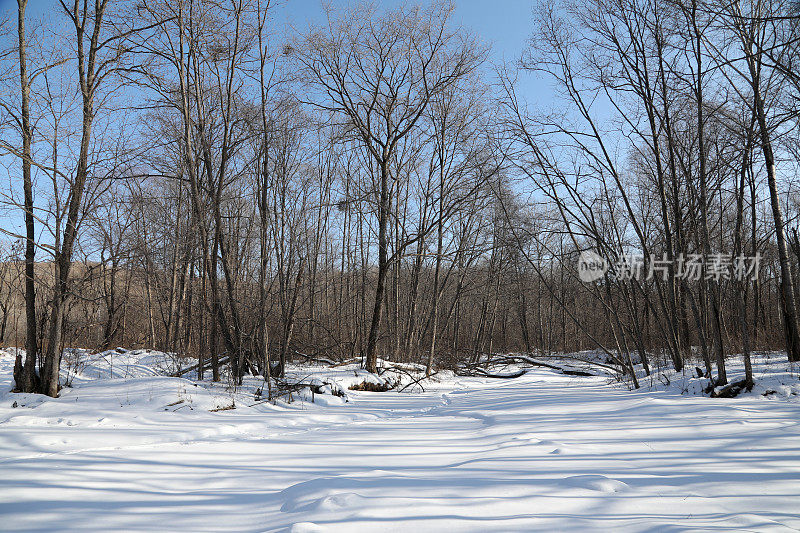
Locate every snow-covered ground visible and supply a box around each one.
[1,349,799,532]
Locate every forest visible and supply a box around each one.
[0,0,799,397]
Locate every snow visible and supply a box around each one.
[1,349,799,531]
[640,351,800,400]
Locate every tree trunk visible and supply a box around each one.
[364,160,390,373]
[13,0,39,393]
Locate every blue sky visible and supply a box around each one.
[0,0,544,246]
[5,0,537,57]
[1,0,545,129]
[2,0,545,114]
[5,0,539,79]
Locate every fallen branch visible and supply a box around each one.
[386,366,434,393]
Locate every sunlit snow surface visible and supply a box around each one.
[0,348,799,532]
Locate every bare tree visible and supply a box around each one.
[723,0,800,363]
[294,1,483,372]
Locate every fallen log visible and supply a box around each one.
[458,353,599,379]
[501,355,595,376]
[711,379,753,398]
[470,367,527,379]
[293,350,338,366]
[171,354,231,377]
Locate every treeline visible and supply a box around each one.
[0,0,799,396]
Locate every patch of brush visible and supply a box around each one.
[348,381,391,392]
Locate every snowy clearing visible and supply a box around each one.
[1,350,800,532]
